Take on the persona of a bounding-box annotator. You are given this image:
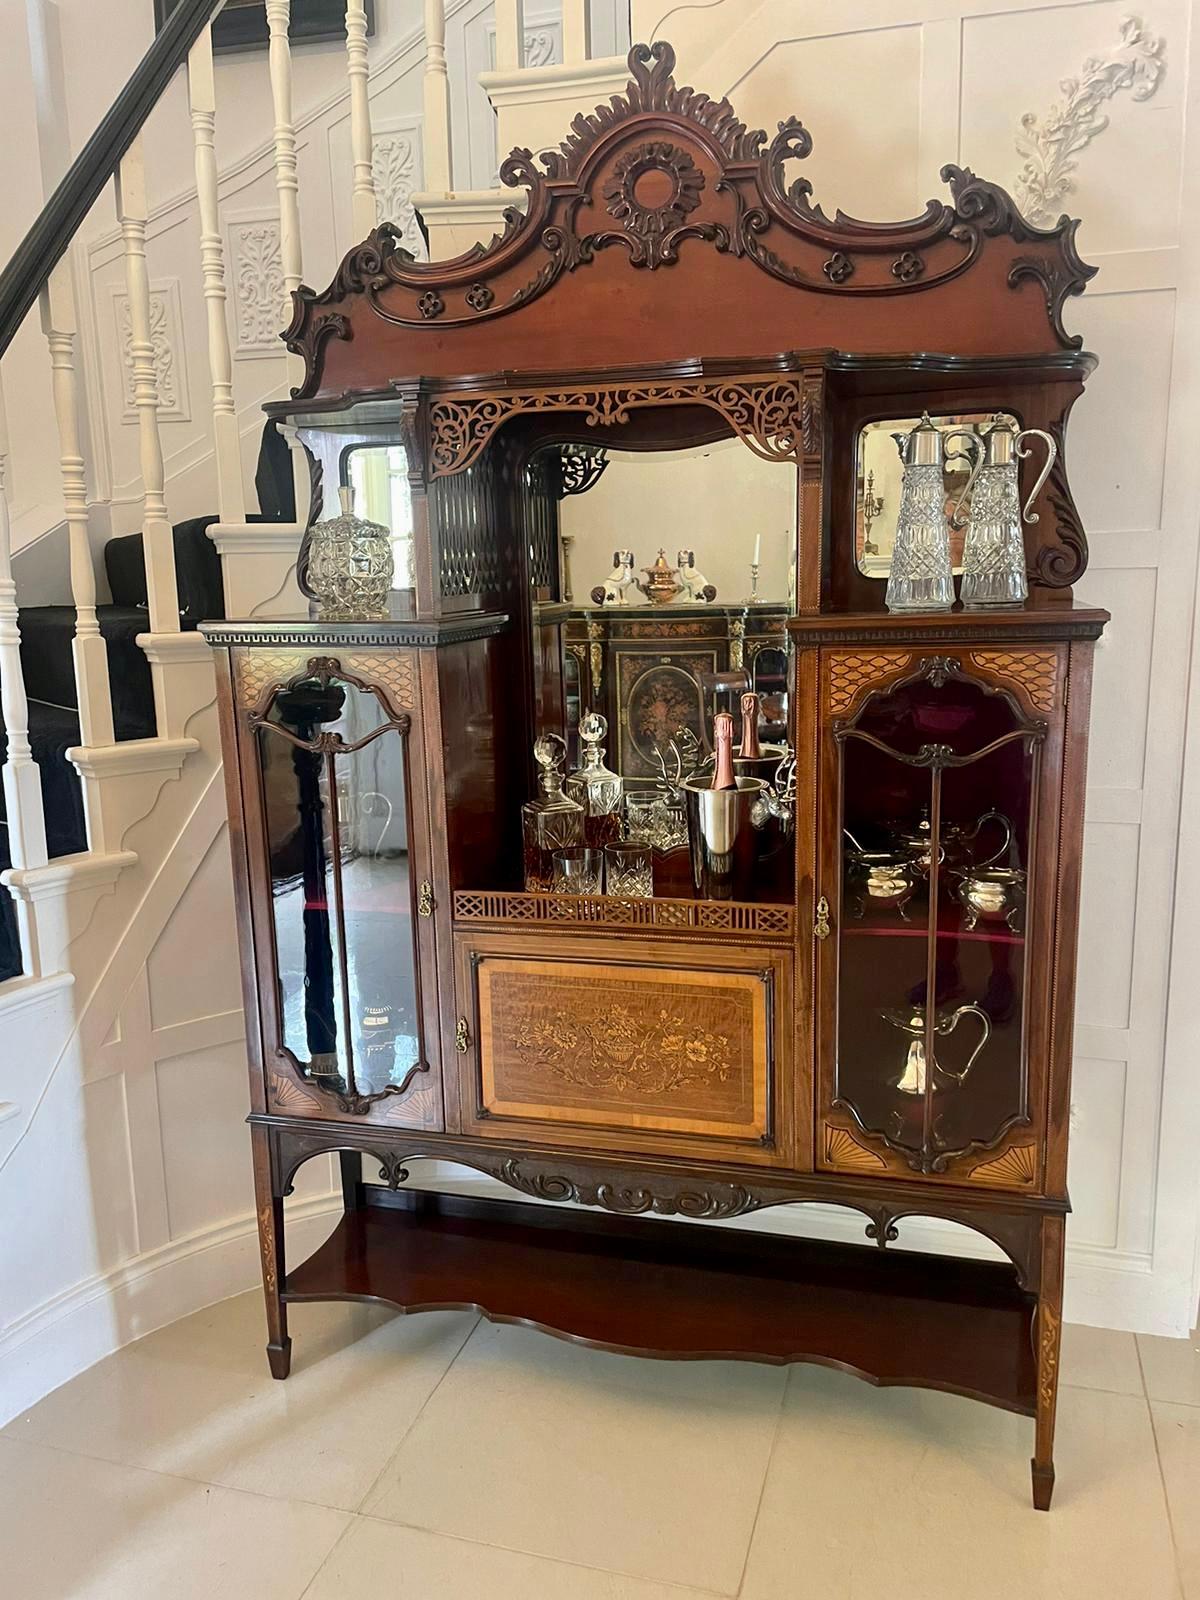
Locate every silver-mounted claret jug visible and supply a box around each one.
[885,413,981,613]
[959,415,1057,608]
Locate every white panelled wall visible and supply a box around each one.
[621,0,1200,1335]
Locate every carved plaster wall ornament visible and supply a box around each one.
[1015,16,1166,226]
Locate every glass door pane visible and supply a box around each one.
[833,659,1043,1174]
[256,665,428,1113]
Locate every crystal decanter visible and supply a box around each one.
[522,733,585,892]
[565,712,623,846]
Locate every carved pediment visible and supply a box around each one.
[283,40,1096,403]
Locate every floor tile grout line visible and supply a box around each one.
[349,1508,738,1597]
[349,1311,482,1516]
[295,1516,362,1600]
[0,1428,358,1521]
[1136,1334,1187,1595]
[732,1366,791,1599]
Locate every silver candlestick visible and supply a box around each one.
[748,561,760,602]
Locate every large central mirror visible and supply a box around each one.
[524,429,798,903]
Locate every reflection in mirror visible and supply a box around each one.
[345,444,417,591]
[525,433,797,904]
[257,670,424,1108]
[856,412,1018,578]
[556,437,795,606]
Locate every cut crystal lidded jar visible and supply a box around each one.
[306,485,394,620]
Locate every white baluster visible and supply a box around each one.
[423,0,452,191]
[266,1,303,371]
[189,24,245,525]
[562,0,591,64]
[0,368,49,972]
[115,140,179,644]
[345,0,376,238]
[495,0,526,70]
[39,264,114,760]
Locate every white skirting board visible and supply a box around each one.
[0,1191,341,1428]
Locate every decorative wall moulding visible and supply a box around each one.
[371,119,427,261]
[110,278,189,424]
[226,213,287,360]
[484,17,562,72]
[1014,15,1166,226]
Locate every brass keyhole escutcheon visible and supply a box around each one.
[814,895,832,941]
[417,880,435,917]
[455,1017,470,1053]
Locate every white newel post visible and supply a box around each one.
[345,0,377,239]
[39,263,116,840]
[0,369,49,974]
[423,0,452,192]
[562,0,592,64]
[189,25,245,526]
[494,0,526,71]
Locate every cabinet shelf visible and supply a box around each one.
[842,924,1025,947]
[286,1191,1037,1413]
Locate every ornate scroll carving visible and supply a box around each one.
[969,1142,1038,1186]
[826,651,911,715]
[968,651,1058,715]
[1035,419,1089,587]
[824,1125,888,1173]
[281,40,1098,400]
[427,376,810,478]
[487,1156,759,1219]
[598,141,717,268]
[558,443,608,496]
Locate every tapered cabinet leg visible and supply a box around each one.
[1031,1213,1065,1509]
[339,1149,364,1210]
[251,1124,291,1379]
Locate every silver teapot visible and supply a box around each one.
[960,416,1057,608]
[885,413,981,614]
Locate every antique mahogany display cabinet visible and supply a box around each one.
[203,43,1107,1509]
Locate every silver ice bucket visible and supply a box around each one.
[683,776,765,900]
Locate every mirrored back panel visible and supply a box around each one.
[855,412,1018,579]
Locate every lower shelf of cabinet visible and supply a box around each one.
[285,1192,1037,1414]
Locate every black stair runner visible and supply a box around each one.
[0,426,295,982]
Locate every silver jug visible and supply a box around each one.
[885,413,981,614]
[683,775,765,900]
[880,1003,992,1096]
[960,416,1057,608]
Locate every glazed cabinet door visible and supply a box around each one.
[234,648,443,1130]
[453,929,794,1166]
[814,647,1065,1190]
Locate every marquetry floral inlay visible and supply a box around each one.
[825,1125,888,1172]
[514,1004,734,1096]
[969,1142,1038,1186]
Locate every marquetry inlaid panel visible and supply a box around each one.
[234,648,417,712]
[826,650,912,715]
[968,1142,1039,1188]
[969,650,1059,714]
[823,1124,888,1173]
[473,955,770,1143]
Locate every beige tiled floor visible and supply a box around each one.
[3,1291,1198,1599]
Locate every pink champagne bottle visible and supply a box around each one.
[711,711,737,791]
